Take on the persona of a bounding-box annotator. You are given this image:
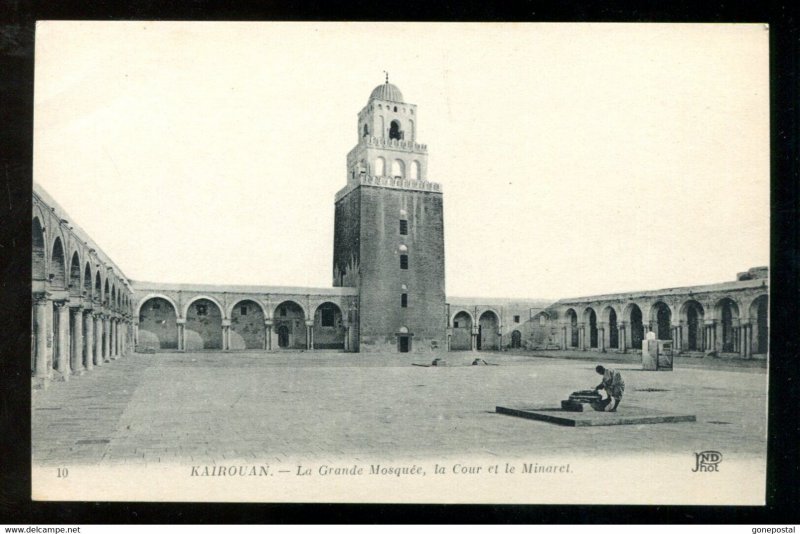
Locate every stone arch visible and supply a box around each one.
[565,308,579,348]
[714,297,740,353]
[49,236,67,289]
[182,295,225,320]
[679,299,705,351]
[582,307,598,348]
[389,119,402,140]
[83,262,93,299]
[748,294,768,355]
[227,298,267,319]
[103,278,110,306]
[68,251,82,298]
[623,303,645,349]
[111,284,116,311]
[478,310,500,351]
[273,300,307,349]
[450,310,473,350]
[409,160,420,180]
[229,299,267,350]
[649,301,672,341]
[185,297,223,350]
[391,159,405,178]
[137,296,179,350]
[313,301,346,349]
[32,216,47,281]
[135,293,180,319]
[94,271,102,302]
[511,330,522,349]
[601,306,619,349]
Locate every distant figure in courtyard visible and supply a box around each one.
[593,365,625,412]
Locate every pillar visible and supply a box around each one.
[561,325,567,350]
[112,318,119,359]
[55,301,71,379]
[469,324,479,352]
[94,314,103,366]
[265,321,273,350]
[306,320,315,350]
[84,310,94,371]
[103,315,111,362]
[222,320,231,351]
[742,322,751,359]
[704,320,716,353]
[579,324,586,351]
[176,319,185,351]
[598,323,606,352]
[33,295,50,380]
[71,305,84,375]
[618,322,627,353]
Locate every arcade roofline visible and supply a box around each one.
[33,182,131,285]
[553,275,769,306]
[130,280,359,297]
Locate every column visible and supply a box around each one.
[113,319,119,357]
[471,325,479,351]
[598,323,606,352]
[84,310,94,371]
[305,320,315,350]
[561,326,567,350]
[579,324,586,351]
[704,320,715,353]
[617,322,626,353]
[94,314,103,366]
[71,305,84,375]
[120,320,126,356]
[33,296,50,380]
[265,320,273,350]
[103,315,111,362]
[113,318,120,358]
[176,319,185,351]
[222,320,231,350]
[742,322,751,359]
[55,301,71,379]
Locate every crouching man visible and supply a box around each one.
[593,365,625,412]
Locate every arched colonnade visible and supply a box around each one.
[553,291,768,358]
[135,292,358,352]
[32,191,135,387]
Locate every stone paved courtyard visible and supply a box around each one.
[32,351,768,466]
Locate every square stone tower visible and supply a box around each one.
[333,79,446,353]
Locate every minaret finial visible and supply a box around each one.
[384,70,389,84]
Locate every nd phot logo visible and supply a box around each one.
[692,450,722,472]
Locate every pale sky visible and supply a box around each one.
[34,22,770,300]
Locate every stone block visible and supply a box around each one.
[496,405,696,427]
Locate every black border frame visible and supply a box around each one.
[1,0,797,524]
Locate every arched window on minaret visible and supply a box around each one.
[362,124,369,137]
[391,159,405,178]
[410,160,420,180]
[375,157,385,177]
[389,120,403,141]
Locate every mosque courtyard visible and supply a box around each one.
[32,351,768,466]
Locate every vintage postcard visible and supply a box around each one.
[30,22,769,504]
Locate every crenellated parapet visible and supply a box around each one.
[335,175,442,202]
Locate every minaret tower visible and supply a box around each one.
[332,78,446,353]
